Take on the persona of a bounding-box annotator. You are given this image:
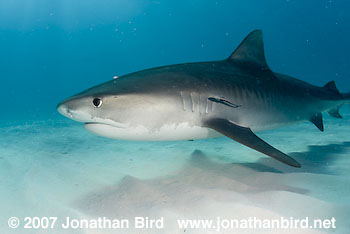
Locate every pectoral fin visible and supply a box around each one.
[203,118,301,168]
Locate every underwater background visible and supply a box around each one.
[1,0,350,234]
[1,0,350,124]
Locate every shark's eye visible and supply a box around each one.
[92,98,102,108]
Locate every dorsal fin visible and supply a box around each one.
[323,81,340,94]
[228,30,269,69]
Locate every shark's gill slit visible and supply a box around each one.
[190,92,194,112]
[194,92,200,113]
[180,91,186,111]
[198,93,202,114]
[200,94,207,115]
[205,97,209,114]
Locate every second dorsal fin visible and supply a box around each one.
[228,30,269,69]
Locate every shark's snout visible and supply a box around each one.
[57,98,95,123]
[57,103,73,118]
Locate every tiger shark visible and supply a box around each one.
[57,30,350,168]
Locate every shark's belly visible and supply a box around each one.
[84,122,222,141]
[224,105,309,132]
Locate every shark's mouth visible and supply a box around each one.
[84,121,131,139]
[85,122,123,128]
[84,122,130,139]
[85,118,129,129]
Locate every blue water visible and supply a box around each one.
[1,0,349,124]
[1,1,350,234]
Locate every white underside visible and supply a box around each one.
[84,122,222,141]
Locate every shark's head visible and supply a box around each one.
[57,83,131,129]
[58,90,143,139]
[58,73,156,124]
[57,74,185,139]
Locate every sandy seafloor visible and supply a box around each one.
[1,109,350,234]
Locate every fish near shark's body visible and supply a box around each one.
[57,30,350,167]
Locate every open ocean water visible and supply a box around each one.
[1,1,350,233]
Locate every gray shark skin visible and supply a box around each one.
[57,30,350,168]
